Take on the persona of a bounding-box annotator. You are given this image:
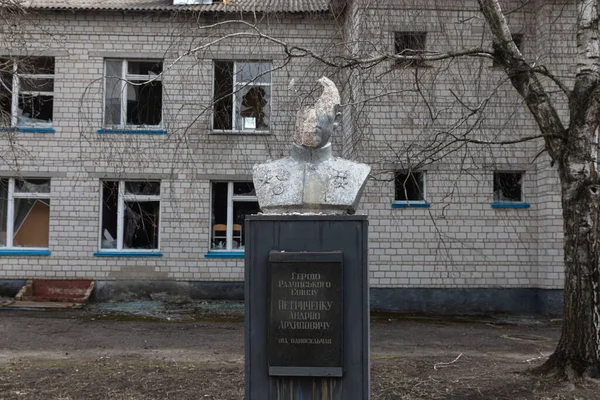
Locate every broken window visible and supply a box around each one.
[100,180,160,251]
[104,59,163,128]
[393,32,427,67]
[0,178,51,249]
[0,57,54,128]
[394,171,425,202]
[493,172,523,202]
[213,61,271,131]
[211,181,259,251]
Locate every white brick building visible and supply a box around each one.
[0,0,569,313]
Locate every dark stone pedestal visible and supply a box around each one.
[245,215,369,399]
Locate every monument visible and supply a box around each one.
[245,77,371,399]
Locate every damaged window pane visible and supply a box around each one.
[15,56,54,128]
[13,198,50,248]
[213,60,271,131]
[101,181,118,249]
[236,85,270,130]
[213,61,233,130]
[99,180,161,252]
[124,201,160,249]
[125,81,162,126]
[17,95,53,127]
[211,181,259,251]
[104,59,163,128]
[0,58,12,127]
[15,179,51,193]
[0,178,51,249]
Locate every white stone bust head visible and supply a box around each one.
[294,77,341,149]
[253,77,370,215]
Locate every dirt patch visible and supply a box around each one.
[0,308,598,399]
[1,357,598,399]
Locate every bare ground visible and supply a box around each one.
[0,306,599,399]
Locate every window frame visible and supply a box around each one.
[103,59,164,129]
[212,60,272,133]
[0,178,51,250]
[1,57,55,129]
[209,181,259,252]
[97,180,162,253]
[392,170,430,208]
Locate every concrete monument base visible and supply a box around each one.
[245,215,370,399]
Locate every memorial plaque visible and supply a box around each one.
[268,251,343,377]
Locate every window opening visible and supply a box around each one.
[0,57,54,128]
[0,178,51,248]
[100,180,161,251]
[493,172,523,202]
[394,171,425,201]
[393,32,427,67]
[211,181,260,251]
[104,59,163,128]
[213,61,271,131]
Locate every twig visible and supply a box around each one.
[525,351,548,363]
[433,353,463,370]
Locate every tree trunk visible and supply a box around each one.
[477,0,600,378]
[536,172,600,378]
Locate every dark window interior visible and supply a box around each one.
[394,32,427,67]
[233,182,255,196]
[493,172,523,202]
[233,200,260,247]
[213,61,234,130]
[18,57,54,75]
[125,181,160,196]
[211,181,259,249]
[0,58,12,126]
[128,61,162,76]
[123,200,160,249]
[395,171,424,201]
[18,94,53,123]
[125,61,163,126]
[101,181,119,249]
[17,57,55,126]
[211,182,228,249]
[0,179,7,246]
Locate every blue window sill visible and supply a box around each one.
[392,201,431,208]
[0,127,55,133]
[0,249,51,256]
[97,128,167,135]
[204,251,245,259]
[93,251,163,257]
[491,202,531,209]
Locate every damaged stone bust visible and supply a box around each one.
[253,77,370,215]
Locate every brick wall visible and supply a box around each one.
[0,1,572,291]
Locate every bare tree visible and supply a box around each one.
[473,0,600,379]
[78,0,598,378]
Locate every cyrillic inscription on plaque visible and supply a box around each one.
[268,251,343,375]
